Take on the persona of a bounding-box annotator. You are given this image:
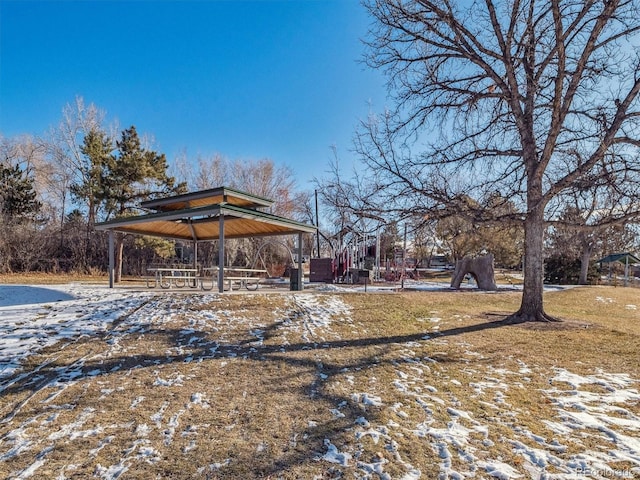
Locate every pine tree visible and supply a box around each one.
[99,126,186,281]
[99,126,182,218]
[0,164,41,223]
[73,128,113,227]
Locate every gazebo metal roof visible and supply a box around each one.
[596,252,640,265]
[95,187,316,241]
[140,186,275,212]
[95,203,316,241]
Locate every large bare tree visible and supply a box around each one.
[347,0,640,321]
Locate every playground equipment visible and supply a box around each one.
[320,227,381,284]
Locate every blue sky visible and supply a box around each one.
[0,0,388,187]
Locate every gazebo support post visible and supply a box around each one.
[625,256,629,287]
[193,241,198,270]
[187,219,198,272]
[218,214,225,293]
[297,232,303,291]
[108,230,114,289]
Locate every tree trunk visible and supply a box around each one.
[510,178,560,322]
[579,242,593,285]
[114,233,124,283]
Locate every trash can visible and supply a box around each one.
[290,268,300,291]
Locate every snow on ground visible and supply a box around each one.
[315,279,573,293]
[0,283,638,479]
[0,284,155,379]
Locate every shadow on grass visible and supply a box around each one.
[0,305,516,478]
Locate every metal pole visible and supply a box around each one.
[315,189,321,258]
[194,241,198,269]
[401,223,407,290]
[375,230,380,281]
[354,235,359,269]
[108,230,114,289]
[218,215,225,293]
[193,241,198,288]
[297,232,304,291]
[625,256,629,287]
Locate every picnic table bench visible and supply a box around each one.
[201,267,268,291]
[146,267,200,289]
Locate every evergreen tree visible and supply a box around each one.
[0,164,41,223]
[99,126,186,281]
[100,126,183,219]
[73,128,113,227]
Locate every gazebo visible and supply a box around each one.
[94,186,317,292]
[596,252,640,286]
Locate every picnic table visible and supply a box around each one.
[146,267,199,289]
[201,267,268,291]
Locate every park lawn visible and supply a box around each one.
[0,284,638,479]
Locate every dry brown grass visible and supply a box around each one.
[0,286,638,479]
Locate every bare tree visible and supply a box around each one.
[46,97,109,227]
[172,154,310,269]
[175,154,306,217]
[347,0,640,321]
[174,153,230,191]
